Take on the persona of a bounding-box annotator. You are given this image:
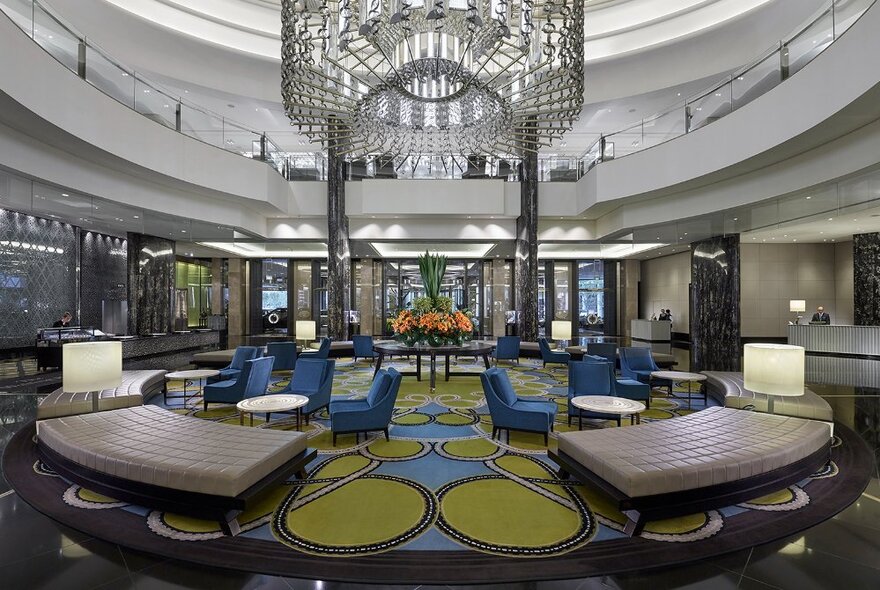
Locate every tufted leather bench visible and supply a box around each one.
[701,371,833,422]
[551,406,831,535]
[36,405,315,534]
[37,370,167,420]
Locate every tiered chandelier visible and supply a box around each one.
[281,1,584,159]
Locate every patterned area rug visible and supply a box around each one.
[3,357,873,584]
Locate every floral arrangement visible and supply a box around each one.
[390,252,474,347]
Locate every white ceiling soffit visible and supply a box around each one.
[537,242,666,259]
[370,242,496,259]
[198,241,328,257]
[100,0,775,62]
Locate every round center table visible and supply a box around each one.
[236,394,309,428]
[372,342,494,392]
[570,395,646,429]
[164,369,220,407]
[650,370,707,409]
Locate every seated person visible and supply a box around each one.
[811,306,831,324]
[52,312,72,327]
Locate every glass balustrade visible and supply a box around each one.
[0,0,875,183]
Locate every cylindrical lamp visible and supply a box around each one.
[63,341,123,412]
[551,320,570,349]
[789,300,806,313]
[743,343,805,413]
[295,320,316,344]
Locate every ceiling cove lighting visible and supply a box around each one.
[281,0,584,159]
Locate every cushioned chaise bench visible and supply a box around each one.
[550,406,831,536]
[701,371,833,422]
[37,370,167,419]
[36,405,316,535]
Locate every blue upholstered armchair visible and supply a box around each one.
[492,336,521,366]
[481,368,558,445]
[567,359,620,427]
[210,346,259,383]
[300,337,332,360]
[538,338,571,368]
[203,356,274,411]
[280,358,336,422]
[329,367,402,445]
[586,342,618,368]
[352,335,376,364]
[620,347,663,404]
[266,342,297,372]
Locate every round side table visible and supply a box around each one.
[650,370,707,410]
[570,395,646,429]
[164,369,220,407]
[236,394,309,428]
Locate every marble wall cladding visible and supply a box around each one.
[0,210,77,349]
[126,233,174,336]
[639,251,691,332]
[691,235,741,372]
[854,233,880,325]
[327,147,351,340]
[80,232,127,330]
[619,260,640,339]
[603,261,618,336]
[247,259,263,335]
[740,242,840,337]
[515,151,539,341]
[835,241,854,325]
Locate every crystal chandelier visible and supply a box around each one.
[281,1,584,159]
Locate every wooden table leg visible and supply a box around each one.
[445,354,450,381]
[416,354,422,381]
[250,413,254,427]
[373,352,384,377]
[482,354,491,370]
[296,407,302,430]
[578,409,583,430]
[430,353,436,391]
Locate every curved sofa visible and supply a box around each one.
[551,406,832,535]
[36,405,315,535]
[36,370,167,420]
[702,371,833,422]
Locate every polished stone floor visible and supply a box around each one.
[1,352,878,590]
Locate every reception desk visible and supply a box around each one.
[631,319,671,342]
[788,325,880,357]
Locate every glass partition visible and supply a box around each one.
[577,261,605,337]
[261,259,288,334]
[291,261,313,332]
[174,260,212,329]
[85,46,135,108]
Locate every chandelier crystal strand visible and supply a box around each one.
[281,0,584,160]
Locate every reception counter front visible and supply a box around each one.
[631,320,671,342]
[788,325,880,357]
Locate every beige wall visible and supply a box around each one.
[835,241,854,325]
[639,251,691,333]
[740,243,847,337]
[619,260,641,338]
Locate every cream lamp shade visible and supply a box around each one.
[789,300,806,313]
[62,341,122,393]
[295,320,316,341]
[743,343,805,397]
[551,320,571,341]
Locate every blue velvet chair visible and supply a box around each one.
[492,336,521,366]
[481,368,558,445]
[586,342,618,369]
[266,341,297,372]
[300,337,331,360]
[352,335,376,364]
[620,347,666,402]
[329,367,402,445]
[567,359,621,427]
[538,337,571,368]
[280,358,336,422]
[209,346,259,383]
[203,356,274,411]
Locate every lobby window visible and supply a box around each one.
[261,259,288,333]
[174,259,212,329]
[577,260,605,336]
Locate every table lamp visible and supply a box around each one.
[295,320,316,348]
[551,320,570,350]
[789,300,806,324]
[743,343,805,414]
[63,341,123,413]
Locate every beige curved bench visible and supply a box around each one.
[701,371,833,422]
[36,405,315,535]
[37,370,167,420]
[551,406,831,535]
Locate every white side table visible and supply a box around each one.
[165,369,220,407]
[570,395,646,429]
[236,394,309,428]
[650,370,707,409]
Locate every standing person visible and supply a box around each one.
[52,312,72,328]
[658,310,669,321]
[811,306,831,324]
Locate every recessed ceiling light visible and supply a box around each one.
[806,196,812,199]
[733,218,738,221]
[181,230,187,233]
[61,193,68,197]
[828,218,833,221]
[133,215,139,219]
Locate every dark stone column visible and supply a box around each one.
[248,259,263,336]
[691,235,741,372]
[516,150,539,341]
[81,231,127,331]
[327,143,351,341]
[603,261,618,336]
[127,233,175,335]
[854,233,880,325]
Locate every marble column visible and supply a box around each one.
[248,259,263,335]
[211,258,224,315]
[853,233,880,325]
[603,261,618,336]
[127,233,175,335]
[515,150,539,341]
[226,258,247,346]
[691,235,741,372]
[327,143,351,341]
